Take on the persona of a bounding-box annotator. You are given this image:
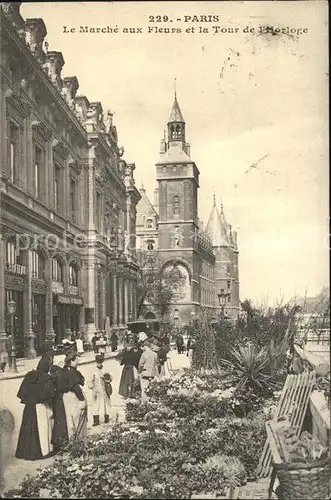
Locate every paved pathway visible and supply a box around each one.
[0,349,190,493]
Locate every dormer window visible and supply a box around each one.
[147,218,153,229]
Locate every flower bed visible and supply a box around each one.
[5,370,272,499]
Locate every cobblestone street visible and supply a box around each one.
[1,349,190,493]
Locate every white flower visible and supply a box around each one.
[130,486,144,495]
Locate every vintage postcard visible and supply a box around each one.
[0,1,329,498]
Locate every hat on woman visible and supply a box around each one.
[95,354,104,364]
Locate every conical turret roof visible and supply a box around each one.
[168,95,185,123]
[205,196,230,247]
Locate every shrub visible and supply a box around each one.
[220,343,277,396]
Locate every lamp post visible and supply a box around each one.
[217,290,230,321]
[8,300,18,373]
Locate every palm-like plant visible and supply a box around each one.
[220,343,277,396]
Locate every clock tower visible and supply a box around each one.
[155,93,201,322]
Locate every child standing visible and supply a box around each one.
[88,354,112,426]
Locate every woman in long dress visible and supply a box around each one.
[51,352,87,451]
[118,344,142,398]
[15,356,55,460]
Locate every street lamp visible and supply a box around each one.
[8,300,18,373]
[217,289,230,321]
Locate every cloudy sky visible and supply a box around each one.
[22,1,329,304]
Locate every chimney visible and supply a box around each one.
[74,95,90,122]
[62,76,79,107]
[43,51,65,91]
[233,231,238,246]
[154,188,159,211]
[25,18,47,62]
[160,138,166,154]
[85,101,103,132]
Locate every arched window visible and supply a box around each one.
[69,264,78,286]
[32,251,45,279]
[52,258,63,281]
[147,240,155,251]
[147,218,153,229]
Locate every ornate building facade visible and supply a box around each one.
[0,3,140,358]
[136,94,240,324]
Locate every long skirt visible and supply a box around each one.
[16,403,53,460]
[118,365,134,398]
[52,392,87,450]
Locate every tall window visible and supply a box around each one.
[174,195,179,215]
[70,178,77,223]
[96,190,101,229]
[69,265,78,286]
[9,122,19,183]
[6,241,18,264]
[52,258,63,281]
[54,164,61,213]
[34,146,42,199]
[32,251,44,279]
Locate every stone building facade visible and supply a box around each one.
[0,3,140,358]
[136,95,240,324]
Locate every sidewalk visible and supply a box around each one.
[0,347,123,382]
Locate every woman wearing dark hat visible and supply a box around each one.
[51,352,87,451]
[118,341,142,398]
[15,356,55,460]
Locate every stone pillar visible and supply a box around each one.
[24,249,36,359]
[112,274,118,326]
[133,279,137,320]
[101,271,106,329]
[118,276,123,326]
[85,260,97,341]
[45,257,55,349]
[0,234,7,364]
[124,277,129,325]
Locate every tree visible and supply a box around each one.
[192,308,220,373]
[136,250,185,320]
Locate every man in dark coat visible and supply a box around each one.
[110,331,119,352]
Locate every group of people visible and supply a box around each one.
[118,334,169,400]
[91,330,119,354]
[15,349,113,461]
[175,332,196,360]
[15,329,194,462]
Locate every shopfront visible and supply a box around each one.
[4,270,25,357]
[57,294,83,338]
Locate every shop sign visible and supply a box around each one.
[4,274,25,291]
[58,295,83,306]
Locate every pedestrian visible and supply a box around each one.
[88,354,112,426]
[51,352,87,452]
[156,342,168,377]
[91,331,100,353]
[5,333,13,370]
[175,332,185,354]
[138,340,159,399]
[110,331,119,352]
[75,332,84,356]
[15,356,55,460]
[118,341,142,398]
[187,335,196,362]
